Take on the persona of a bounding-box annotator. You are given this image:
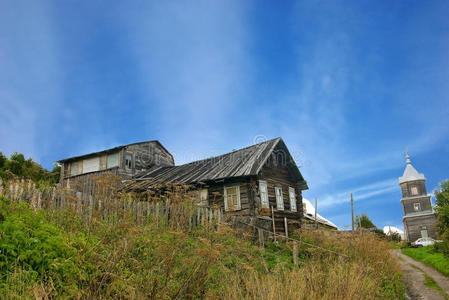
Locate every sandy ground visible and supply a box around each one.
[393,249,449,300]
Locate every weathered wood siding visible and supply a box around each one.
[257,164,303,217]
[400,180,427,198]
[61,141,174,186]
[404,214,438,242]
[205,179,254,217]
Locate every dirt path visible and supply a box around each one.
[393,249,449,299]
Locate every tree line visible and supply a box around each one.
[0,152,60,186]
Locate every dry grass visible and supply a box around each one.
[1,177,405,299]
[216,230,404,300]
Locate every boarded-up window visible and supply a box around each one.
[197,189,208,206]
[259,180,269,208]
[411,186,418,196]
[70,162,78,176]
[83,157,100,173]
[224,185,241,211]
[107,152,119,168]
[289,187,297,212]
[125,153,132,169]
[275,186,284,211]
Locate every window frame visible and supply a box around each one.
[413,202,421,211]
[198,188,209,206]
[124,153,133,170]
[288,187,297,212]
[259,180,269,208]
[224,185,241,211]
[275,186,284,211]
[107,152,120,169]
[411,186,418,196]
[70,162,79,176]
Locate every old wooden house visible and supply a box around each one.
[132,138,308,232]
[57,140,174,186]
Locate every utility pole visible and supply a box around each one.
[314,197,318,229]
[351,193,354,232]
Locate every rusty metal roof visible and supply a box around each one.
[133,137,297,185]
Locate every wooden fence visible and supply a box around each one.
[0,178,350,262]
[0,178,223,230]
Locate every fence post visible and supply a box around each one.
[271,206,276,242]
[37,190,41,209]
[258,228,264,249]
[284,217,288,238]
[293,242,299,266]
[156,202,159,228]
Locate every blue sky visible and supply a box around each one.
[1,0,448,230]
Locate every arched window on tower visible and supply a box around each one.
[411,186,418,196]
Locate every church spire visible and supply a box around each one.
[399,147,425,184]
[405,146,411,165]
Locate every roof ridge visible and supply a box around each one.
[174,137,282,167]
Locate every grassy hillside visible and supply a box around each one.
[0,197,405,299]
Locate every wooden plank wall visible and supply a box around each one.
[258,164,303,232]
[207,181,253,216]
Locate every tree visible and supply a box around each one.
[0,151,59,185]
[355,213,376,229]
[435,180,449,256]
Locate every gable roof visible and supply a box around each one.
[133,137,307,187]
[57,140,173,163]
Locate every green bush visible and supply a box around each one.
[0,198,87,296]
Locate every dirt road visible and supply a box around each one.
[393,250,449,300]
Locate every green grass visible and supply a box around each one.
[0,197,406,299]
[402,246,449,277]
[424,274,449,299]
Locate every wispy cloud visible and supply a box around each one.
[118,1,253,163]
[318,178,397,209]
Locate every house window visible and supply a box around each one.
[70,162,79,176]
[224,185,241,211]
[259,180,269,208]
[107,152,119,168]
[288,187,297,212]
[82,157,100,173]
[198,189,208,206]
[413,203,421,211]
[411,186,418,196]
[275,186,284,210]
[125,153,132,169]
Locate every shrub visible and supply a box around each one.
[0,197,88,297]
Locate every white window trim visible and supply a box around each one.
[275,186,284,211]
[288,187,297,212]
[411,186,418,196]
[259,180,269,208]
[224,185,241,211]
[413,202,421,211]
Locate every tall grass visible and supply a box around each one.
[0,182,405,299]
